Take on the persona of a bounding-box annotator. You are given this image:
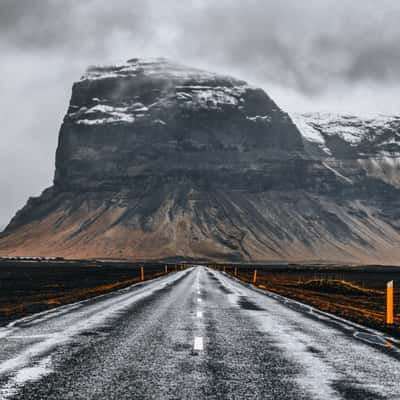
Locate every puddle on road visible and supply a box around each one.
[307,346,323,355]
[332,380,386,400]
[218,284,233,294]
[237,297,265,311]
[79,331,101,337]
[284,300,313,314]
[173,342,192,352]
[353,332,392,347]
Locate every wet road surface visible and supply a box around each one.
[0,267,399,399]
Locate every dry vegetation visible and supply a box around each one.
[2,260,399,338]
[0,260,173,325]
[221,265,400,337]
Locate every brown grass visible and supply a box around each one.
[289,279,383,296]
[229,269,400,336]
[0,272,166,323]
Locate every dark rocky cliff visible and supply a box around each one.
[1,59,400,263]
[54,58,304,191]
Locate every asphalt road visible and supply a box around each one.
[0,267,399,400]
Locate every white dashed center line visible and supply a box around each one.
[196,311,203,318]
[194,336,204,351]
[197,298,202,303]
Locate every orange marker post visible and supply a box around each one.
[253,270,257,284]
[140,266,145,282]
[387,280,394,325]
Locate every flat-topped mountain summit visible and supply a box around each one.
[1,58,400,263]
[56,57,304,191]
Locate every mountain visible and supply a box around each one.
[1,58,400,264]
[291,112,400,188]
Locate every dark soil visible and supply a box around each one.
[0,259,180,326]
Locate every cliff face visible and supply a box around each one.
[55,58,304,191]
[1,58,400,263]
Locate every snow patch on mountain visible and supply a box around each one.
[292,112,400,156]
[290,114,331,155]
[70,60,258,125]
[176,85,245,110]
[69,104,137,125]
[246,115,271,123]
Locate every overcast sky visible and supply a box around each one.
[1,0,400,228]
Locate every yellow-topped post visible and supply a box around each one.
[253,269,257,284]
[140,266,145,282]
[387,280,394,325]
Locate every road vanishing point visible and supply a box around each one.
[0,267,399,399]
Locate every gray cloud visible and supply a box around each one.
[0,1,154,57]
[1,0,400,92]
[1,0,400,227]
[169,0,400,93]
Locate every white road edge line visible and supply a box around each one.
[194,336,204,351]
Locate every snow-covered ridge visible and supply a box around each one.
[290,114,331,155]
[70,59,257,126]
[291,112,400,156]
[68,58,283,127]
[80,57,246,87]
[68,83,251,126]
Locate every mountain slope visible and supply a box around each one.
[1,59,400,263]
[292,112,400,188]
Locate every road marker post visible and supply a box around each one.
[234,266,238,277]
[165,265,168,274]
[387,280,394,325]
[253,269,257,284]
[140,266,145,282]
[223,266,226,273]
